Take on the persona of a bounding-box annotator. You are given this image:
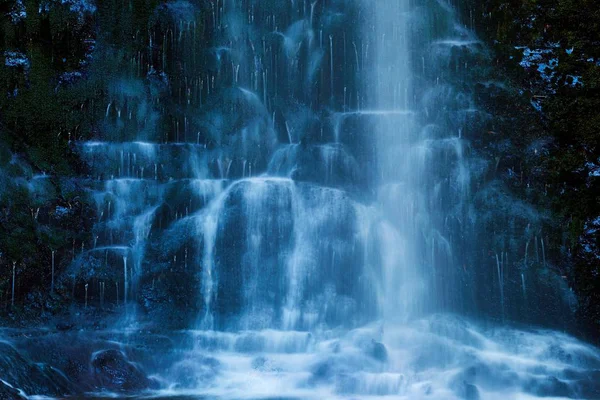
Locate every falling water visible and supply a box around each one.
[372,0,429,320]
[44,0,599,398]
[123,256,128,305]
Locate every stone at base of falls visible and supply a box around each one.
[369,340,388,363]
[524,376,575,398]
[0,380,26,400]
[463,382,481,400]
[91,349,157,392]
[169,356,221,389]
[563,369,600,398]
[310,359,335,383]
[55,320,76,331]
[0,342,73,397]
[449,375,481,399]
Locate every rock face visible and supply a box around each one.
[0,342,73,397]
[0,380,26,400]
[0,0,97,326]
[462,0,600,339]
[91,349,156,392]
[168,356,221,389]
[464,382,481,400]
[369,340,388,363]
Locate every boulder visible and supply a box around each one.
[0,380,26,400]
[91,349,155,392]
[169,356,220,389]
[369,339,389,363]
[0,342,72,397]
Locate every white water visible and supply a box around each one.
[144,315,598,399]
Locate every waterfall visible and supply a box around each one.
[366,0,476,320]
[371,0,426,320]
[0,1,594,399]
[123,256,128,305]
[71,0,481,329]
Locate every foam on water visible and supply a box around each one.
[123,316,600,399]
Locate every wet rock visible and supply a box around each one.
[56,321,75,331]
[252,356,282,372]
[251,356,271,371]
[0,342,73,397]
[0,380,26,400]
[427,315,485,349]
[170,356,220,389]
[311,359,334,382]
[458,360,520,390]
[369,339,388,363]
[451,374,481,400]
[139,271,201,330]
[234,333,266,353]
[423,383,433,395]
[65,358,88,384]
[525,376,574,398]
[563,369,600,398]
[335,373,360,394]
[464,382,481,400]
[329,340,341,353]
[11,333,96,390]
[91,349,155,392]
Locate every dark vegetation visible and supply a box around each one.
[0,0,180,323]
[0,0,97,321]
[461,0,600,339]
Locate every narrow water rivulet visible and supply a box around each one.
[1,0,599,399]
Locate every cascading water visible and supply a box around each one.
[33,0,599,399]
[369,0,476,319]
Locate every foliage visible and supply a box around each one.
[0,0,206,317]
[0,0,97,313]
[465,0,600,338]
